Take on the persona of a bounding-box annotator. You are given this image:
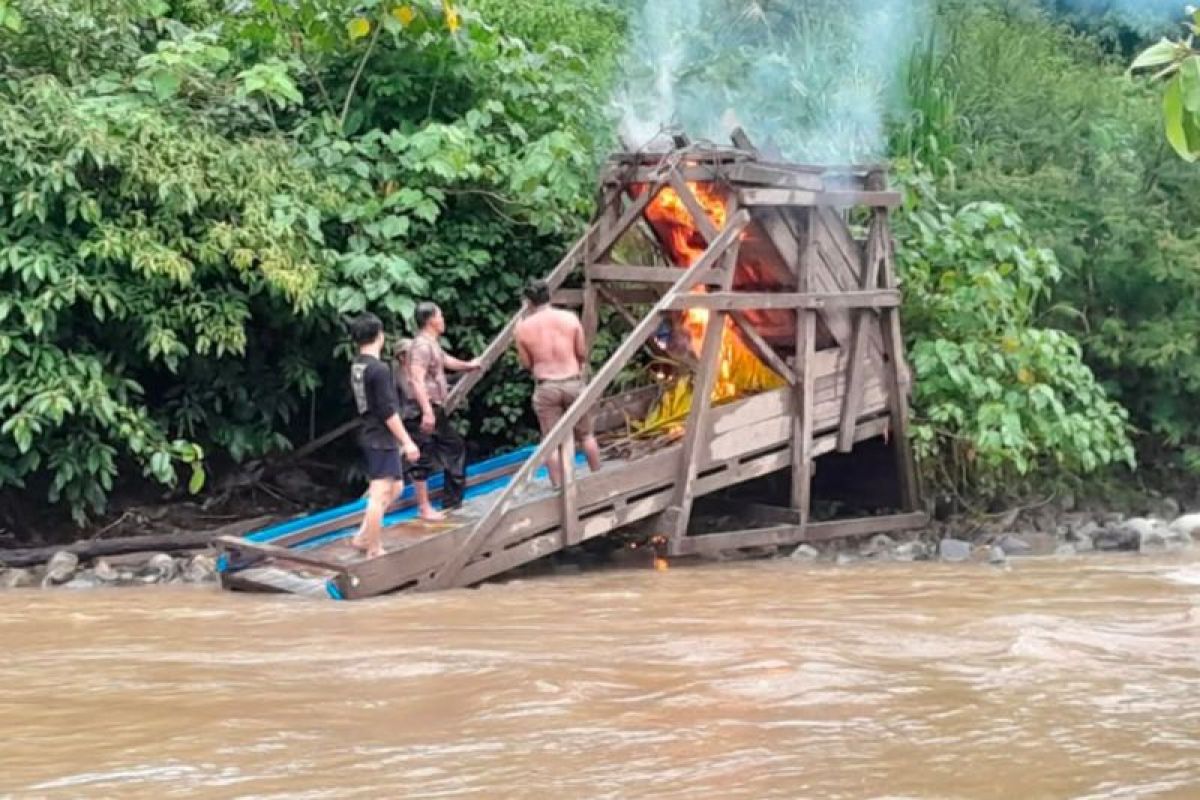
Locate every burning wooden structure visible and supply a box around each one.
[215,130,926,599]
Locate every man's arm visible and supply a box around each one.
[444,352,481,372]
[573,317,588,368]
[385,413,419,458]
[514,323,532,370]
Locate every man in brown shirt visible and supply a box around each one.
[406,302,480,520]
[514,279,602,487]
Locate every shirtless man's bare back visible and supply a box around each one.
[514,279,602,486]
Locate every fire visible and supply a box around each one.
[637,180,787,434]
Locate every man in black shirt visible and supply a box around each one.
[348,313,420,558]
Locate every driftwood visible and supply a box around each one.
[0,515,276,569]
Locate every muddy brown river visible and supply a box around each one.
[2,554,1199,799]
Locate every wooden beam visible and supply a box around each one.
[729,310,796,385]
[588,176,671,264]
[739,188,902,208]
[555,287,662,307]
[670,511,928,555]
[725,162,824,191]
[668,170,719,242]
[429,210,754,590]
[665,290,900,312]
[443,221,599,413]
[587,264,717,284]
[838,212,887,452]
[214,536,349,574]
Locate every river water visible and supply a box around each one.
[2,554,1199,799]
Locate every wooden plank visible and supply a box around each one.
[556,287,662,307]
[739,188,902,208]
[838,211,887,452]
[671,511,928,555]
[753,208,851,346]
[725,162,824,191]
[666,290,900,312]
[668,170,719,242]
[587,264,721,285]
[444,221,599,413]
[429,210,754,590]
[215,536,348,574]
[729,310,796,385]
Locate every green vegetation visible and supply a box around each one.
[0,0,1195,527]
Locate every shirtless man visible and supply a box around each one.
[514,279,602,487]
[347,313,421,558]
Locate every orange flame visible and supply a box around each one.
[645,181,756,403]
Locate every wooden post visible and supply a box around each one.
[791,208,817,526]
[558,436,579,547]
[583,186,621,352]
[880,224,921,513]
[837,209,886,452]
[662,196,740,548]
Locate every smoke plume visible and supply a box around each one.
[613,0,930,163]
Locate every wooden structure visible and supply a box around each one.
[215,131,926,599]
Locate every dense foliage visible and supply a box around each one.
[0,0,607,524]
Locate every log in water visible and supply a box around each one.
[1,554,1198,798]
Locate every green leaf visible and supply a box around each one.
[1181,58,1200,114]
[1129,39,1183,74]
[188,464,206,494]
[151,71,181,100]
[1164,76,1199,162]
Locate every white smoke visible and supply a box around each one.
[612,0,931,163]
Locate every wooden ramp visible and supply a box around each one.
[216,132,928,599]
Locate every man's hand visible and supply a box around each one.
[465,358,483,372]
[403,441,421,463]
[420,411,435,434]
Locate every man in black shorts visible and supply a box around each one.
[348,313,420,558]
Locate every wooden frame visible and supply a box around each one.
[218,132,925,599]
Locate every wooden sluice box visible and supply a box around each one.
[215,130,928,599]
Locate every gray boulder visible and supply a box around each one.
[0,568,35,589]
[996,534,1032,556]
[860,533,896,559]
[138,553,178,583]
[1071,521,1101,552]
[93,559,122,584]
[1136,520,1192,554]
[834,551,858,567]
[987,545,1008,565]
[182,554,217,583]
[1168,513,1200,541]
[42,551,79,587]
[790,544,819,562]
[893,541,929,562]
[938,538,972,562]
[1093,519,1143,552]
[1055,543,1077,557]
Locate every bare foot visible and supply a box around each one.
[418,506,446,522]
[366,546,386,559]
[349,535,369,551]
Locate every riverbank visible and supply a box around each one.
[2,497,1197,592]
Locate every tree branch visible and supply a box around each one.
[339,17,384,132]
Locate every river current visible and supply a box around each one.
[2,554,1199,798]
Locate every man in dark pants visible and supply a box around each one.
[348,313,420,558]
[407,302,480,521]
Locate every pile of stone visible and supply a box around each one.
[0,551,217,590]
[789,507,1199,566]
